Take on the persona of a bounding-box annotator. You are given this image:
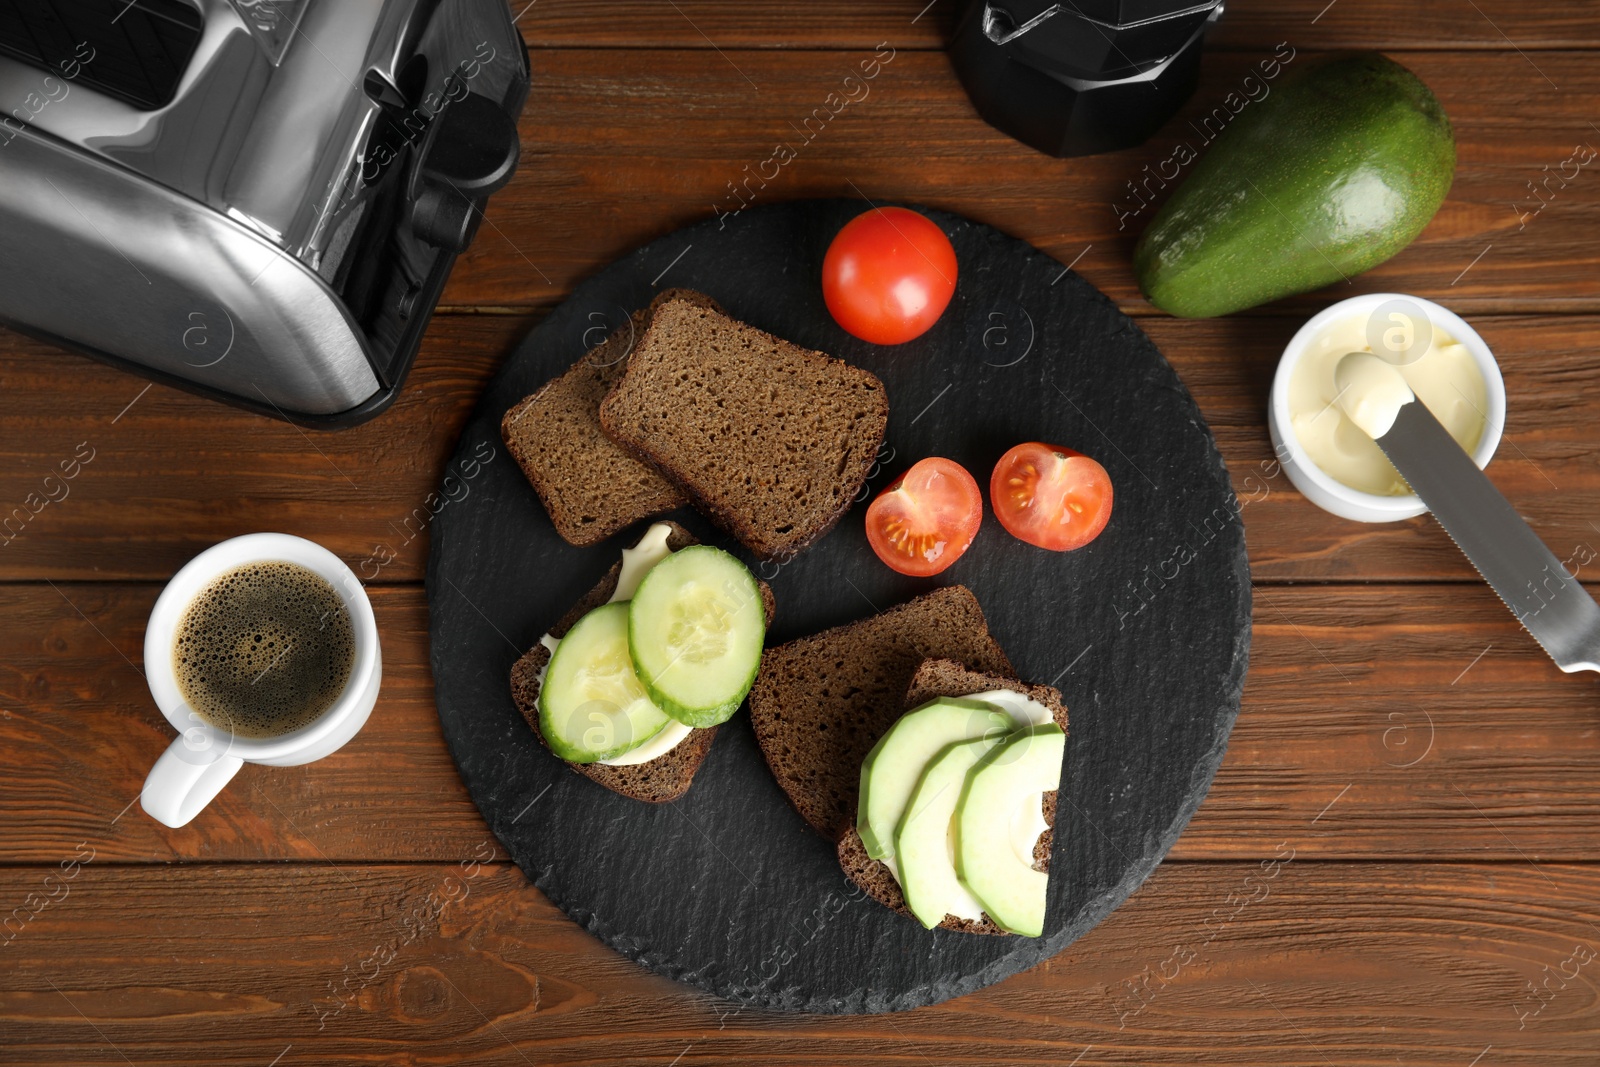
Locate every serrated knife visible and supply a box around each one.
[1339,353,1600,673]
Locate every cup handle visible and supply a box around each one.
[140,738,244,828]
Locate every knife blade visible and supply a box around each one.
[1372,395,1600,673]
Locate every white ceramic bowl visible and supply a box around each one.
[1268,292,1506,523]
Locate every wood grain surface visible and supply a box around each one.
[2,0,1599,1062]
[517,0,1600,52]
[3,862,1597,1065]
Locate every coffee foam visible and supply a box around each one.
[173,561,356,739]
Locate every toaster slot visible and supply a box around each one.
[0,0,203,111]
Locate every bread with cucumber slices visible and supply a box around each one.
[598,296,890,561]
[836,659,1068,935]
[509,522,775,802]
[747,585,1013,838]
[501,289,722,547]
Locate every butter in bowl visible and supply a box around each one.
[1268,293,1506,523]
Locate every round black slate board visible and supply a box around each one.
[427,199,1250,1014]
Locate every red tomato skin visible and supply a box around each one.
[989,443,1113,552]
[864,457,983,577]
[822,207,958,345]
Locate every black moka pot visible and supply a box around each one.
[949,0,1225,157]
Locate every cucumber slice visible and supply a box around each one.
[539,602,672,763]
[628,546,765,728]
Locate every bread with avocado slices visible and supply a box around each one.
[836,658,1068,935]
[598,296,890,561]
[501,290,721,547]
[747,585,1013,838]
[509,521,775,802]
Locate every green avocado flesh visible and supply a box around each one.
[857,698,1015,859]
[895,736,999,929]
[1134,52,1456,318]
[955,724,1066,937]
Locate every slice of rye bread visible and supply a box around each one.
[747,585,1013,838]
[508,521,776,803]
[500,289,722,547]
[837,658,1069,935]
[597,297,890,561]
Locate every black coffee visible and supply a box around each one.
[173,561,356,739]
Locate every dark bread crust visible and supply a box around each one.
[747,586,1013,839]
[508,521,775,803]
[838,659,1068,934]
[836,830,1009,937]
[501,290,720,547]
[597,297,889,561]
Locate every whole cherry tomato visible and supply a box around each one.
[823,207,957,345]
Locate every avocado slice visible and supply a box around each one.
[894,736,997,928]
[1134,52,1455,318]
[956,723,1066,937]
[857,697,1013,859]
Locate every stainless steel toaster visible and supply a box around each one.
[0,0,529,426]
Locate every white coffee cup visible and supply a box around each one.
[139,533,381,828]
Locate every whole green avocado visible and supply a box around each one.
[1133,52,1456,318]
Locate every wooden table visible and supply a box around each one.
[3,3,1598,1063]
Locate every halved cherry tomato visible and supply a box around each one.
[865,457,983,577]
[990,443,1113,552]
[822,207,958,345]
